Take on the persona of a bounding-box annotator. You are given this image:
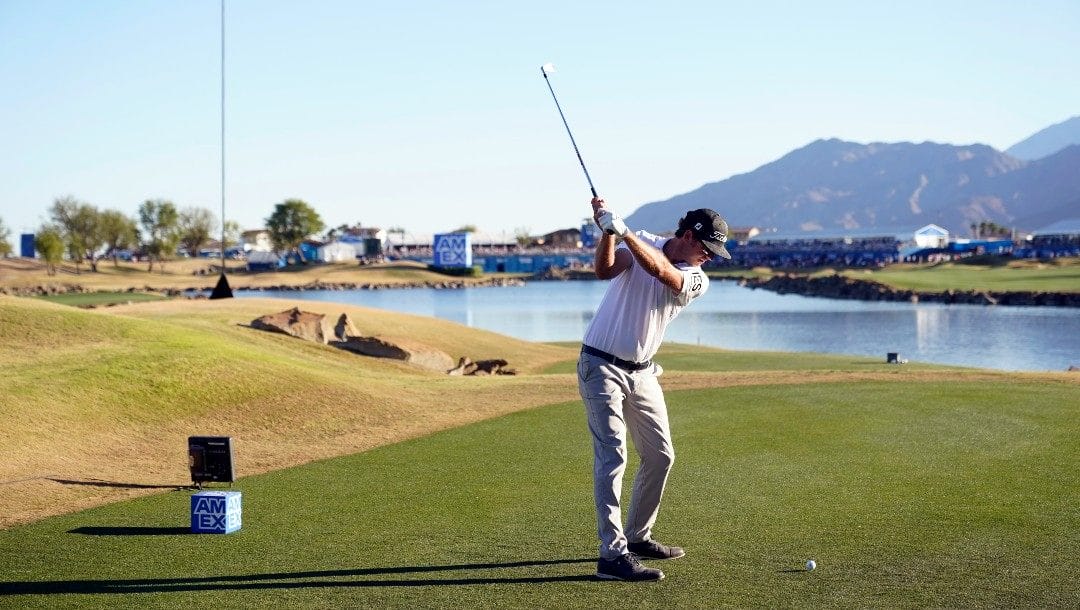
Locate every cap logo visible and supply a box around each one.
[694,222,726,242]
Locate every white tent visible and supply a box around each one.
[913,224,949,248]
[318,241,358,262]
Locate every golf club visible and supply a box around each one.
[540,63,598,199]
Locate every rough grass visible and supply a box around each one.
[0,295,576,528]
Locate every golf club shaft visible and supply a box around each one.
[542,69,597,198]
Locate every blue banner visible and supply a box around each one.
[433,233,472,268]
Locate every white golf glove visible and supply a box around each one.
[597,210,630,237]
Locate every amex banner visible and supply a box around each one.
[433,233,472,268]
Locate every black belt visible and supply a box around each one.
[581,345,652,371]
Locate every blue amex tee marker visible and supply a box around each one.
[190,490,242,534]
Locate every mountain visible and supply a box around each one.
[625,139,1080,236]
[1006,116,1080,161]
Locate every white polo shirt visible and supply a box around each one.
[582,231,709,363]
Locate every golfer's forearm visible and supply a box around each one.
[594,235,619,279]
[624,234,681,291]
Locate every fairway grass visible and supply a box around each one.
[1,295,1077,607]
[36,292,169,308]
[843,257,1080,294]
[0,380,1076,607]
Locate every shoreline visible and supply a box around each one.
[3,269,1078,308]
[737,273,1080,307]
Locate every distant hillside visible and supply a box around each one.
[626,139,1080,236]
[1006,116,1080,161]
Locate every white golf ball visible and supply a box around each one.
[806,559,817,571]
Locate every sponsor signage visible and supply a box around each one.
[190,491,242,534]
[433,233,472,268]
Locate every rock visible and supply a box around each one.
[250,307,331,344]
[447,356,515,376]
[335,335,455,372]
[447,356,472,375]
[334,313,360,341]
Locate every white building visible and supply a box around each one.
[240,229,273,253]
[913,224,949,248]
[318,241,358,262]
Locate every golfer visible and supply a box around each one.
[580,197,730,582]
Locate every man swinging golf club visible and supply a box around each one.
[580,197,730,582]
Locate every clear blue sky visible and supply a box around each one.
[2,0,1078,237]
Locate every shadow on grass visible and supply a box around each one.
[0,558,598,595]
[68,526,191,536]
[48,478,186,491]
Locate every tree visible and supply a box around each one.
[49,196,102,274]
[178,207,217,259]
[34,225,65,275]
[0,217,12,257]
[514,226,532,248]
[265,199,324,263]
[138,199,180,273]
[98,210,139,267]
[449,225,477,234]
[970,220,1011,239]
[325,223,350,241]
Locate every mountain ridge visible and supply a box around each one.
[626,134,1080,237]
[1006,115,1080,161]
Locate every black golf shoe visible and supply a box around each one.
[627,540,685,560]
[595,553,665,581]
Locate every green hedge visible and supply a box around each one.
[427,264,483,277]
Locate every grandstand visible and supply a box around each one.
[1014,219,1080,258]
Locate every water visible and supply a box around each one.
[237,281,1080,372]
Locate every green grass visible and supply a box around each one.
[542,342,961,374]
[846,258,1080,293]
[1,377,1076,607]
[706,257,1080,294]
[1,297,1076,607]
[36,292,169,308]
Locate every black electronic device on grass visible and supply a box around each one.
[188,436,235,488]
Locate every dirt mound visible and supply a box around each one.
[254,309,513,374]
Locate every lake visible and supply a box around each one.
[238,281,1080,372]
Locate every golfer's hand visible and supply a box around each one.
[591,197,610,227]
[597,210,629,237]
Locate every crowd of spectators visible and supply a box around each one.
[386,232,1079,269]
[724,236,902,269]
[1013,234,1080,259]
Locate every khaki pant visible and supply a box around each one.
[578,352,674,560]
